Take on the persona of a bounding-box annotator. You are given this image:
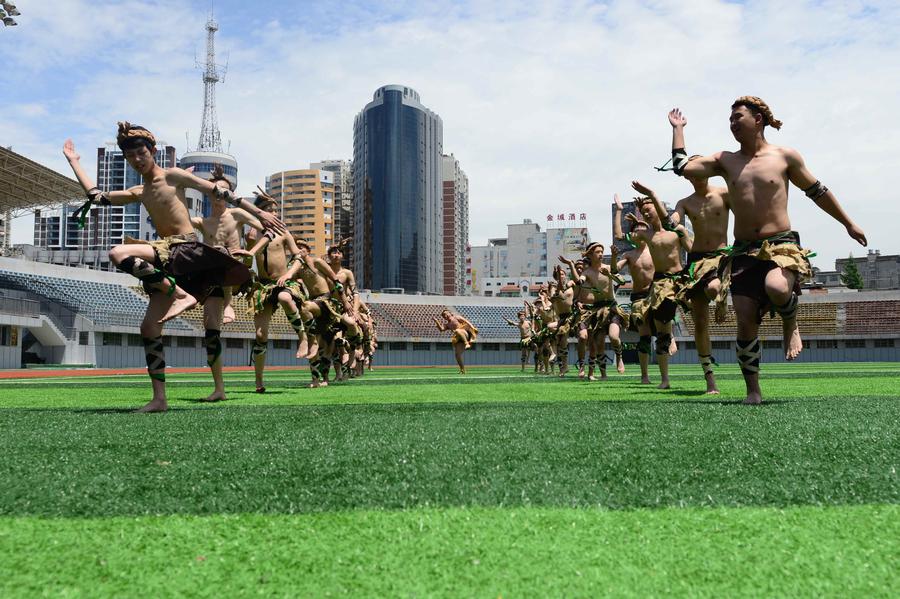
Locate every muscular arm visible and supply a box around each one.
[613,194,625,240]
[63,141,141,205]
[671,200,686,227]
[231,208,265,232]
[785,148,867,245]
[313,257,340,285]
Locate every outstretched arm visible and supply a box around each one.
[613,193,625,240]
[785,148,867,246]
[434,317,446,332]
[63,140,140,205]
[668,109,722,179]
[631,180,670,225]
[231,208,265,232]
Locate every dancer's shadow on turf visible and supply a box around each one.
[670,398,790,406]
[72,407,187,414]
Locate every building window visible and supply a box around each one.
[816,340,838,349]
[412,342,431,351]
[711,341,731,350]
[481,343,500,351]
[874,338,895,348]
[225,338,244,349]
[845,339,866,349]
[177,336,197,348]
[763,340,782,349]
[272,339,291,350]
[102,333,122,346]
[389,342,407,351]
[128,334,143,346]
[79,331,89,346]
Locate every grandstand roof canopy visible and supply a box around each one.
[0,146,84,214]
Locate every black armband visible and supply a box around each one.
[803,180,829,200]
[86,187,111,206]
[671,148,689,176]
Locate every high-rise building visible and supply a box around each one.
[442,154,469,296]
[31,143,177,270]
[310,159,352,266]
[266,169,334,257]
[353,85,443,293]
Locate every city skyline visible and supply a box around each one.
[2,0,898,268]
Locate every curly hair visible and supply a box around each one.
[732,96,783,130]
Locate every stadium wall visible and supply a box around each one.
[1,257,899,369]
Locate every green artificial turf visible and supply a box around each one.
[1,506,897,598]
[0,364,897,596]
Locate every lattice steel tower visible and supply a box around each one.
[197,16,226,152]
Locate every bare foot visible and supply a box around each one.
[255,386,266,394]
[783,319,803,361]
[743,392,762,405]
[223,304,236,325]
[668,338,678,356]
[640,377,651,385]
[616,356,625,374]
[306,340,319,361]
[578,365,585,379]
[201,391,226,402]
[135,397,168,413]
[657,380,670,390]
[705,375,720,395]
[308,380,328,388]
[158,288,198,323]
[296,336,309,359]
[588,375,598,382]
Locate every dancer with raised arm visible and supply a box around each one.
[628,182,693,390]
[613,193,660,385]
[63,124,280,412]
[189,165,267,402]
[668,97,866,403]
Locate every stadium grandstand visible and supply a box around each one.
[0,145,84,255]
[1,256,899,370]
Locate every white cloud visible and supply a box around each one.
[2,0,899,270]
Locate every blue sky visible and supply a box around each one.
[2,0,899,268]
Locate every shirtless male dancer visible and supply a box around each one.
[324,243,364,381]
[566,242,626,380]
[670,97,866,403]
[243,193,316,392]
[505,310,534,372]
[613,194,659,385]
[434,309,478,374]
[664,111,731,393]
[549,264,576,376]
[63,124,279,412]
[629,182,693,390]
[191,165,266,402]
[282,240,344,388]
[559,258,591,377]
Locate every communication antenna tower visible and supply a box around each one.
[196,14,228,152]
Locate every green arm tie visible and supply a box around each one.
[70,200,93,229]
[624,233,638,249]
